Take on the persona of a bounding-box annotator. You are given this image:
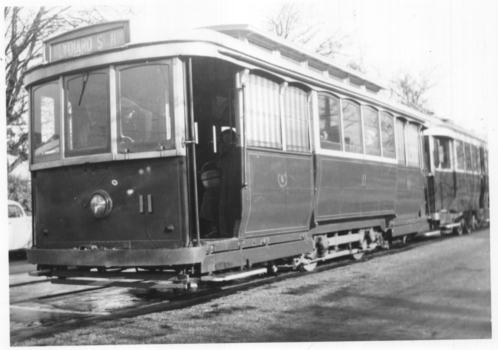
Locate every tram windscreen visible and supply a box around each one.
[65,70,110,157]
[117,63,174,153]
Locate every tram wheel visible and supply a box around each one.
[454,220,463,236]
[351,252,364,260]
[299,261,317,272]
[464,220,472,234]
[298,254,317,272]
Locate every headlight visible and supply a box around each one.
[89,191,112,218]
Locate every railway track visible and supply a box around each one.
[10,279,51,288]
[10,230,475,344]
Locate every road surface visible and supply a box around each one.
[12,228,492,345]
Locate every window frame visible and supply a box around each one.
[341,99,363,154]
[317,92,342,151]
[362,105,381,156]
[470,144,480,173]
[30,59,185,171]
[433,136,452,170]
[245,72,283,150]
[8,204,22,218]
[245,72,312,153]
[314,94,397,164]
[395,118,407,165]
[405,122,421,168]
[31,80,62,164]
[455,139,466,171]
[115,60,175,154]
[63,68,111,158]
[380,111,396,159]
[464,142,472,171]
[282,83,311,153]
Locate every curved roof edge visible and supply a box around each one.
[202,24,387,91]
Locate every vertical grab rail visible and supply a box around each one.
[240,69,249,188]
[186,58,201,245]
[242,84,247,187]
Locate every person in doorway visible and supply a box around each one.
[218,129,241,237]
[199,171,221,237]
[200,128,240,238]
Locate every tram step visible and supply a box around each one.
[51,270,186,281]
[201,268,268,282]
[51,278,191,290]
[423,230,442,236]
[315,248,362,263]
[442,223,461,229]
[28,269,52,277]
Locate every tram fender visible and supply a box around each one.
[27,246,207,267]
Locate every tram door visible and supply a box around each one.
[479,147,488,213]
[423,135,436,215]
[187,57,241,239]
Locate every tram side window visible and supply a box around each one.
[471,145,479,171]
[284,86,309,152]
[65,71,110,157]
[342,101,362,154]
[32,81,61,164]
[117,63,174,153]
[455,140,465,170]
[245,74,281,149]
[380,112,396,158]
[483,149,488,174]
[434,137,451,169]
[406,124,420,167]
[395,119,406,165]
[464,142,472,170]
[363,107,381,156]
[318,94,341,151]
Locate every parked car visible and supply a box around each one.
[8,200,32,252]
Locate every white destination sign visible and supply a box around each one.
[50,28,126,62]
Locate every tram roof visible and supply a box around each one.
[27,21,453,128]
[35,22,385,91]
[201,24,387,92]
[424,120,487,145]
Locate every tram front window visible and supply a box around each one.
[65,70,110,157]
[117,62,174,153]
[32,81,61,164]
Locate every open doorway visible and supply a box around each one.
[191,57,241,239]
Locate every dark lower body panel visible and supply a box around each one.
[27,246,207,267]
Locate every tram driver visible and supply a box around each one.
[77,106,107,149]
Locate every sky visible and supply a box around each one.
[125,0,497,139]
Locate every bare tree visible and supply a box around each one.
[346,57,366,74]
[5,6,134,173]
[389,70,436,114]
[261,2,348,59]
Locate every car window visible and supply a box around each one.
[8,205,21,218]
[8,205,16,218]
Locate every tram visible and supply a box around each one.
[25,21,488,283]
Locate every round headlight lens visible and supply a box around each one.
[89,192,112,218]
